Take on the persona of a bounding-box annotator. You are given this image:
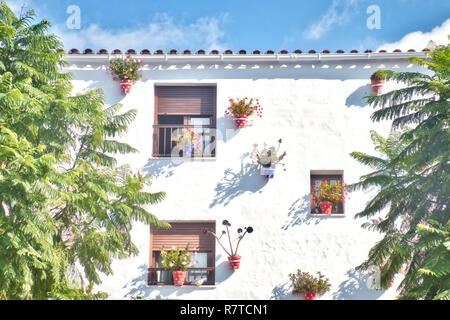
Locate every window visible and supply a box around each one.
[153,86,217,158]
[148,221,216,286]
[310,170,345,214]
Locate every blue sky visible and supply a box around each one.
[5,0,450,52]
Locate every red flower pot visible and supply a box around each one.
[172,271,187,286]
[228,255,241,270]
[304,292,317,300]
[233,114,248,128]
[319,201,333,214]
[120,79,133,94]
[371,79,385,95]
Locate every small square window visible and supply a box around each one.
[310,171,345,214]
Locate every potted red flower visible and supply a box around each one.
[160,245,192,286]
[108,55,142,94]
[289,270,331,300]
[225,97,263,128]
[208,220,253,270]
[370,70,386,95]
[312,180,347,214]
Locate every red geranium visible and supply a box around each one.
[225,97,263,118]
[312,180,348,204]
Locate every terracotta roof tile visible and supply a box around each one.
[65,48,427,56]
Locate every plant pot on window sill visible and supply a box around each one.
[120,79,134,94]
[260,164,276,179]
[318,201,334,214]
[172,271,187,286]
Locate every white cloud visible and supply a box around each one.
[51,13,229,53]
[377,19,450,51]
[303,0,360,40]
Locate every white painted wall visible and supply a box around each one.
[67,58,426,300]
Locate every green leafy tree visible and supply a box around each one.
[349,43,449,299]
[0,2,169,299]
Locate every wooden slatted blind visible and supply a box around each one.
[150,222,216,251]
[155,86,217,116]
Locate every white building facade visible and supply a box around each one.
[65,49,427,300]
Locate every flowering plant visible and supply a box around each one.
[312,180,348,204]
[289,270,331,296]
[208,220,253,258]
[108,55,142,81]
[225,97,263,118]
[251,139,287,169]
[160,245,192,271]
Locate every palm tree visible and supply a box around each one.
[349,43,449,299]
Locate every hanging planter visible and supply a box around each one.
[227,255,242,270]
[119,79,134,94]
[303,292,317,300]
[208,220,253,271]
[251,139,287,179]
[108,55,142,95]
[233,114,249,128]
[261,164,276,179]
[172,271,187,286]
[370,70,386,95]
[225,97,263,129]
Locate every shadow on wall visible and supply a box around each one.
[345,84,372,108]
[216,117,240,143]
[209,153,268,208]
[333,269,385,300]
[270,282,300,300]
[143,158,184,179]
[215,255,234,284]
[282,194,329,229]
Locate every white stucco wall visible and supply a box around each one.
[66,57,426,300]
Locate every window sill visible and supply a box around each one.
[147,285,216,289]
[310,213,346,217]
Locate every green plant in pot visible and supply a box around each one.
[160,245,192,286]
[370,70,387,95]
[289,270,331,300]
[311,180,348,214]
[108,55,142,94]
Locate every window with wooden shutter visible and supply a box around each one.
[153,86,217,158]
[148,221,216,286]
[310,171,345,214]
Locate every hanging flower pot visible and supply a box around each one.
[370,71,386,95]
[234,114,249,128]
[172,271,187,286]
[303,292,317,300]
[228,255,241,270]
[319,201,333,215]
[225,98,263,129]
[261,164,276,179]
[120,79,134,94]
[109,55,142,95]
